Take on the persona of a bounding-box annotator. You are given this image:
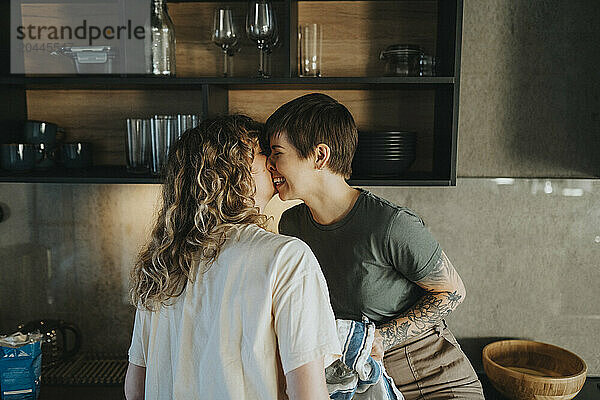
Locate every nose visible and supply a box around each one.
[267,155,277,172]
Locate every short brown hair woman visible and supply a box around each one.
[266,94,484,399]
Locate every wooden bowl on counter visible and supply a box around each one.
[482,340,587,400]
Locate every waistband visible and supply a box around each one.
[386,319,448,350]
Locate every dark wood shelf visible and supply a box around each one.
[0,75,455,90]
[348,178,452,187]
[166,0,401,2]
[168,0,285,2]
[0,166,450,186]
[167,0,413,2]
[0,166,161,184]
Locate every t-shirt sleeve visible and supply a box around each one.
[128,308,148,367]
[386,209,442,282]
[271,240,342,375]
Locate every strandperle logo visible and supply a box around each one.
[15,20,146,46]
[11,0,149,74]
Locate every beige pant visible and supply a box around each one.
[383,320,484,400]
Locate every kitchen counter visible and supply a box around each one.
[38,376,600,399]
[40,385,124,399]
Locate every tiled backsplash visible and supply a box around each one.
[1,178,598,373]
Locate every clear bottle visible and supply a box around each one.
[151,0,176,76]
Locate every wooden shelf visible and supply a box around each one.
[167,0,418,2]
[348,178,452,187]
[0,166,161,184]
[0,166,449,186]
[0,75,455,90]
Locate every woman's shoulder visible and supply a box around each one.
[237,223,312,254]
[360,190,424,223]
[234,224,319,277]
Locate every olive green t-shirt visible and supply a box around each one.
[278,189,442,325]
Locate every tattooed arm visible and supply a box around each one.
[374,251,466,352]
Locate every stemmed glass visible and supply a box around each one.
[212,8,239,77]
[263,16,280,76]
[246,0,276,78]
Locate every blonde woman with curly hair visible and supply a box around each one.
[124,115,340,400]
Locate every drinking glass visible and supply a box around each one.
[212,8,239,77]
[419,54,437,77]
[246,0,276,78]
[299,24,322,77]
[150,115,177,176]
[176,114,200,139]
[263,17,279,77]
[126,118,151,174]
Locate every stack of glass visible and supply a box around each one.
[126,114,200,175]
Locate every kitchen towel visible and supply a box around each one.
[326,318,404,400]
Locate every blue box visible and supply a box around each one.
[0,340,42,400]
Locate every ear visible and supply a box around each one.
[314,143,331,171]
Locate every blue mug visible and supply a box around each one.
[0,144,36,172]
[61,142,93,169]
[24,120,59,145]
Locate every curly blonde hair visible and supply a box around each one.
[130,115,268,311]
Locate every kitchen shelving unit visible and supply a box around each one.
[0,0,463,186]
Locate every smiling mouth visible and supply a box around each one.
[273,177,286,187]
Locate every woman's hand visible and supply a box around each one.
[371,329,385,362]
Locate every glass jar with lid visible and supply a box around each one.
[379,44,423,76]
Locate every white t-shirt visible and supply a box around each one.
[128,224,341,400]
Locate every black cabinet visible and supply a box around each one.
[0,0,462,186]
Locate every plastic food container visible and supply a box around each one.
[379,44,423,76]
[52,46,116,74]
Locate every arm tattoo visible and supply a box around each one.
[378,252,465,351]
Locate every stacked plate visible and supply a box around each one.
[351,131,416,178]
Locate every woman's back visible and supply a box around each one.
[128,224,339,400]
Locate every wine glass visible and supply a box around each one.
[212,8,239,77]
[246,0,276,78]
[263,17,280,77]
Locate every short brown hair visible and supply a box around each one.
[265,93,358,178]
